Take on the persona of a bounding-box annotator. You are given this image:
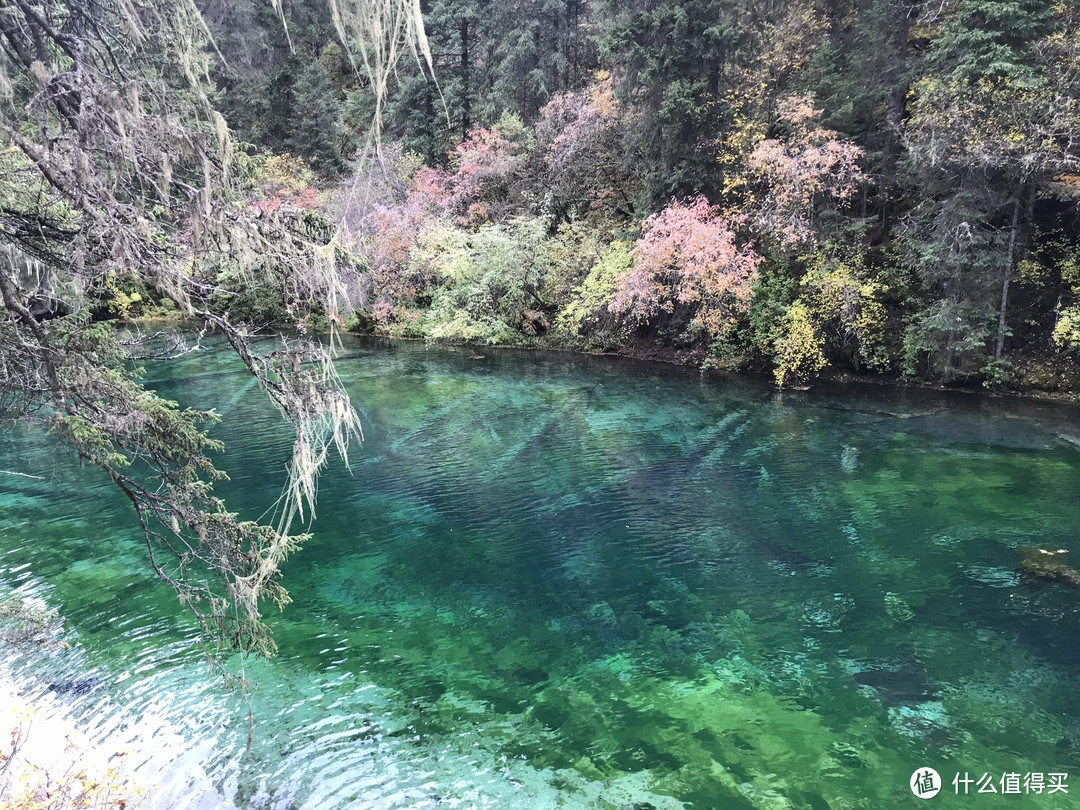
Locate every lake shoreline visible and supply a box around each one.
[345,328,1080,408]
[125,313,1080,405]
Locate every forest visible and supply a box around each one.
[5,0,1079,395]
[193,0,1080,391]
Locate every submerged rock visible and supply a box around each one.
[964,564,1021,589]
[884,592,915,622]
[1017,546,1080,589]
[888,701,957,748]
[760,537,831,577]
[47,676,103,697]
[840,445,860,473]
[853,655,933,708]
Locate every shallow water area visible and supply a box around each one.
[3,336,1080,809]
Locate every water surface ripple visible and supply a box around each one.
[2,336,1080,808]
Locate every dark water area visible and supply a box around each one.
[3,336,1080,808]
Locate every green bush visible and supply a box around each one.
[554,239,631,347]
[980,357,1016,389]
[416,218,551,344]
[902,301,997,381]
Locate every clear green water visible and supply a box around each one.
[3,336,1080,808]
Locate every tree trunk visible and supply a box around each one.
[995,195,1022,360]
[881,0,912,225]
[460,18,471,138]
[884,1,911,159]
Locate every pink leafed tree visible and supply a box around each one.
[609,196,761,336]
[536,72,633,217]
[362,128,517,322]
[366,194,435,323]
[747,96,864,247]
[345,127,520,324]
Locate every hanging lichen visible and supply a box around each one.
[0,0,429,660]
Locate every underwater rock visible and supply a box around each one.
[801,594,853,631]
[1017,546,1080,589]
[884,592,914,622]
[761,538,830,577]
[840,445,859,473]
[48,676,102,697]
[963,565,1021,589]
[853,656,933,708]
[828,741,867,768]
[587,601,618,626]
[888,701,956,748]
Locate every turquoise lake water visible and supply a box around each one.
[3,336,1080,808]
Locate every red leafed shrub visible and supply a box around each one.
[610,196,760,337]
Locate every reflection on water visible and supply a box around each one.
[3,336,1080,808]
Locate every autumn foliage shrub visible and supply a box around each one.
[366,193,442,328]
[1,702,147,810]
[746,97,863,247]
[773,300,828,387]
[800,254,891,372]
[414,127,520,222]
[609,196,760,340]
[355,127,525,329]
[536,72,635,220]
[246,153,321,214]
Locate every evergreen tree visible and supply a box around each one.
[381,0,597,160]
[902,0,1071,376]
[286,60,347,174]
[597,0,745,203]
